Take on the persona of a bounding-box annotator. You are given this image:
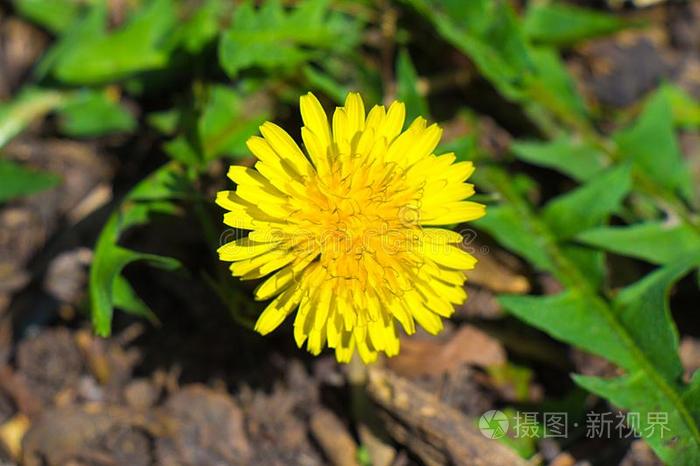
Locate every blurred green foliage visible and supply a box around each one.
[57,89,136,137]
[1,0,700,463]
[219,0,362,78]
[0,159,59,202]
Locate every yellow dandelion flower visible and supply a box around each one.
[216,92,485,363]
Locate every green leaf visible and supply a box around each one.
[561,245,606,290]
[529,47,588,122]
[14,0,83,33]
[612,260,692,380]
[660,83,700,129]
[501,258,700,464]
[474,205,553,272]
[405,0,532,101]
[684,372,700,426]
[500,291,633,369]
[52,0,176,84]
[510,136,608,182]
[303,66,351,105]
[442,134,479,163]
[542,164,632,239]
[34,2,106,80]
[57,90,136,137]
[396,49,429,122]
[575,373,700,466]
[219,0,361,78]
[164,86,270,166]
[0,160,60,202]
[577,222,700,265]
[163,137,201,166]
[486,162,700,464]
[0,87,67,149]
[147,109,180,135]
[173,0,224,53]
[614,89,693,200]
[199,87,268,161]
[112,274,159,324]
[523,3,628,46]
[89,163,186,336]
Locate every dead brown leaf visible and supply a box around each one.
[388,325,506,378]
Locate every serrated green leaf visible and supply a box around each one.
[57,90,136,137]
[0,160,60,202]
[163,137,200,166]
[90,163,186,336]
[614,89,693,200]
[612,260,695,380]
[499,291,634,370]
[199,86,268,161]
[576,222,700,265]
[218,0,361,78]
[485,160,700,464]
[34,2,106,80]
[174,0,224,53]
[405,0,532,101]
[396,49,429,122]
[164,86,270,166]
[574,373,700,466]
[542,164,632,239]
[528,47,589,122]
[524,3,628,46]
[561,245,606,290]
[112,274,159,324]
[91,243,179,336]
[510,136,608,182]
[474,205,553,271]
[52,0,176,84]
[501,258,700,464]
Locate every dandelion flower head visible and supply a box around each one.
[216,92,485,363]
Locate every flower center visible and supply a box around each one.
[292,156,424,291]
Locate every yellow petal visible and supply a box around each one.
[421,201,486,225]
[222,211,256,230]
[218,238,278,261]
[357,337,378,364]
[300,92,330,147]
[378,101,405,141]
[422,244,477,270]
[343,92,365,136]
[255,253,317,300]
[259,122,312,176]
[301,127,330,173]
[365,104,386,130]
[230,249,286,276]
[215,190,239,211]
[246,136,281,166]
[254,265,294,300]
[335,330,355,363]
[254,286,302,335]
[422,228,464,244]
